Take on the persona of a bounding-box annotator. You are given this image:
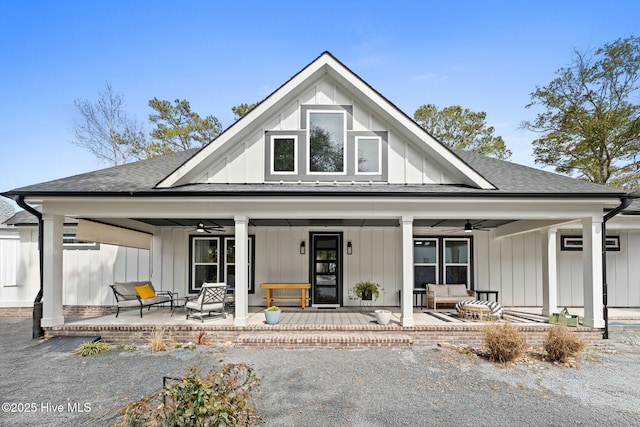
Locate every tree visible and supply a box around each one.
[309,125,343,172]
[71,83,147,165]
[147,98,223,157]
[522,36,640,190]
[231,102,257,120]
[413,104,511,160]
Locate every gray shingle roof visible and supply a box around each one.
[2,206,78,226]
[2,148,625,199]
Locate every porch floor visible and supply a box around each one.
[48,306,638,348]
[65,305,640,327]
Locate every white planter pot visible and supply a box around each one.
[374,309,392,325]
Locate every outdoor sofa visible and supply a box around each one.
[110,281,174,317]
[426,283,475,309]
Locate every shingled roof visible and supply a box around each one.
[1,147,625,199]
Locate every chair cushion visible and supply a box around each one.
[448,284,470,297]
[135,284,156,299]
[186,301,224,311]
[429,284,448,297]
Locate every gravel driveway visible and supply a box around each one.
[1,318,639,426]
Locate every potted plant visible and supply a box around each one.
[349,280,381,301]
[264,306,281,324]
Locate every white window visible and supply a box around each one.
[0,235,19,287]
[356,136,381,174]
[271,136,297,174]
[307,111,346,174]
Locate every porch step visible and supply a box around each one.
[236,332,412,348]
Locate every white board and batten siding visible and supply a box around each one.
[474,231,543,307]
[150,227,403,307]
[1,227,152,308]
[557,231,640,307]
[6,225,639,309]
[191,75,458,186]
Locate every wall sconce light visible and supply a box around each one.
[300,241,306,255]
[347,241,353,255]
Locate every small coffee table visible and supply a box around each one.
[459,304,494,321]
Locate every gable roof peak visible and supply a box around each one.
[156,52,495,190]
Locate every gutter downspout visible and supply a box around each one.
[15,196,44,339]
[602,195,633,339]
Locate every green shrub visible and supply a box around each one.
[115,364,261,426]
[74,340,110,356]
[544,325,586,362]
[483,323,527,363]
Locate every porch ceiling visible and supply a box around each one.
[130,218,515,229]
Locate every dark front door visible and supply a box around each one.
[311,233,342,306]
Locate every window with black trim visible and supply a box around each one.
[413,236,472,287]
[189,235,255,294]
[560,235,620,251]
[414,239,438,287]
[63,233,100,250]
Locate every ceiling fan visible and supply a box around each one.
[194,221,224,234]
[464,220,491,233]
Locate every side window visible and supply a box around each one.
[271,137,297,174]
[356,137,381,174]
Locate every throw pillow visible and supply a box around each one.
[135,284,156,299]
[429,284,448,297]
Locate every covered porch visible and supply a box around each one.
[38,205,614,330]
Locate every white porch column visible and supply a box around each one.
[541,228,558,317]
[401,215,414,327]
[583,217,604,328]
[42,214,64,327]
[234,215,249,327]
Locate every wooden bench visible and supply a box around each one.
[260,283,311,309]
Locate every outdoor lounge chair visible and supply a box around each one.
[110,281,173,318]
[185,282,228,322]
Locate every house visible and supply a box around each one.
[1,52,635,331]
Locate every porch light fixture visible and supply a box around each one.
[196,222,206,233]
[300,241,306,255]
[464,221,473,233]
[347,241,353,255]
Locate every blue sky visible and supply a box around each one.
[1,0,639,207]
